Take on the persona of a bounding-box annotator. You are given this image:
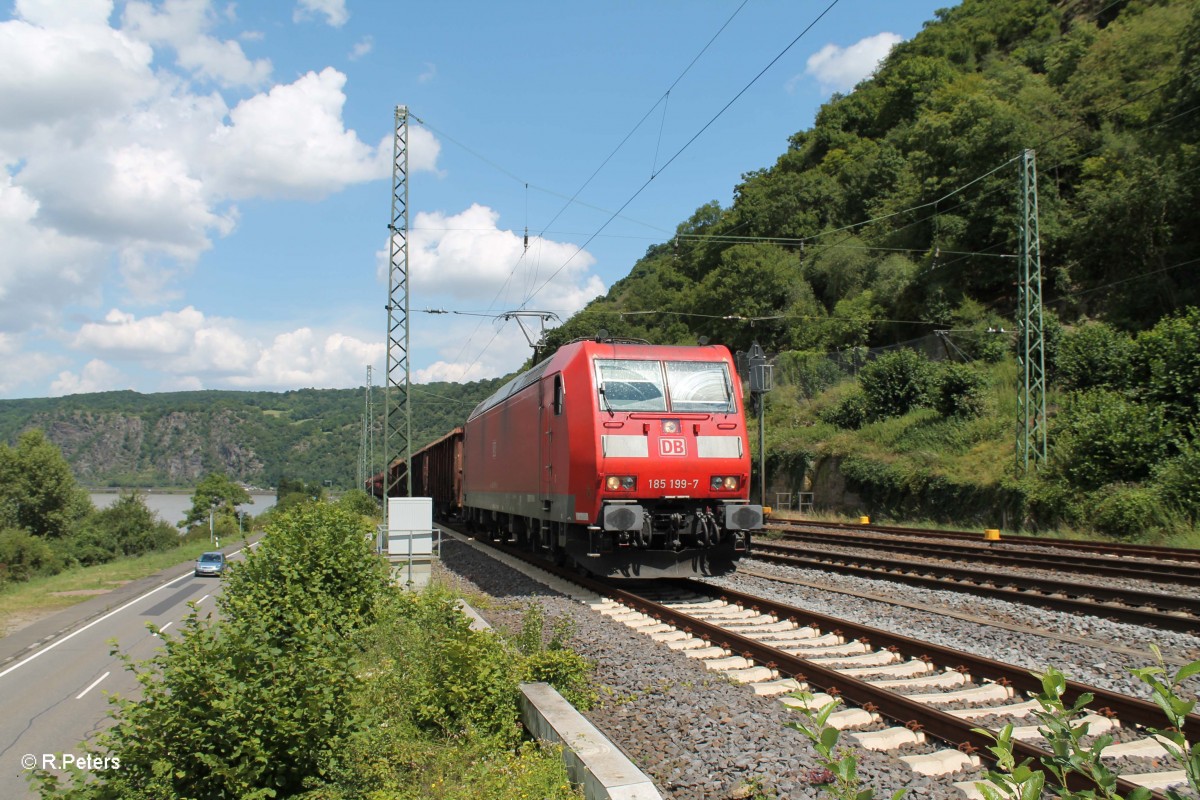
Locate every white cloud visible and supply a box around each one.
[14,0,114,28]
[208,67,394,199]
[418,62,436,84]
[401,203,606,384]
[293,0,348,28]
[122,0,271,88]
[230,328,382,388]
[349,36,372,60]
[50,358,128,396]
[800,32,902,94]
[0,172,107,330]
[75,306,205,355]
[411,203,602,311]
[0,6,433,336]
[0,345,61,395]
[0,7,157,135]
[70,306,383,390]
[414,358,490,384]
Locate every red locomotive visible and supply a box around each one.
[386,338,762,578]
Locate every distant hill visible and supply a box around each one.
[0,381,503,489]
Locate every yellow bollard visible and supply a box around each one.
[984,528,1001,541]
[763,506,773,518]
[859,516,870,525]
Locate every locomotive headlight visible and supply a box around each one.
[606,475,637,491]
[710,476,740,490]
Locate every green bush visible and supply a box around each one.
[0,527,65,583]
[37,503,389,799]
[383,590,523,743]
[820,391,870,429]
[1090,483,1173,540]
[1020,475,1084,531]
[514,604,596,710]
[317,589,583,800]
[934,363,986,419]
[1057,321,1134,392]
[1134,307,1200,427]
[336,488,381,518]
[1152,440,1200,523]
[776,350,846,399]
[859,349,934,420]
[1050,391,1172,490]
[0,429,91,539]
[963,323,1010,363]
[74,489,177,563]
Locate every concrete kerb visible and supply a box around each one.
[520,681,664,800]
[454,582,663,799]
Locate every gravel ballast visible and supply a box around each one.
[439,538,973,800]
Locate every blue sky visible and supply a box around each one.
[0,0,954,399]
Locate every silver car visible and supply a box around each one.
[194,551,226,577]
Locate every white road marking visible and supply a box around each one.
[0,542,255,681]
[75,671,110,700]
[157,621,173,636]
[197,595,210,604]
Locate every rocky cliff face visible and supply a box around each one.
[2,383,494,489]
[30,409,267,487]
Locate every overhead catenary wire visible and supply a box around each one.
[415,0,1199,379]
[408,1,752,379]
[521,0,843,310]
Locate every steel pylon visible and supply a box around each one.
[1016,149,1047,473]
[385,106,411,498]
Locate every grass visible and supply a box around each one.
[0,539,218,637]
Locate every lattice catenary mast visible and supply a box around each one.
[1016,148,1047,473]
[384,106,411,498]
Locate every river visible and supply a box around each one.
[89,491,277,531]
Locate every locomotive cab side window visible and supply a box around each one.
[553,374,564,415]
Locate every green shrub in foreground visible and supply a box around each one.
[35,507,587,800]
[975,650,1200,800]
[316,588,586,800]
[35,503,388,800]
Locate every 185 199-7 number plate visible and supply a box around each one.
[648,478,700,490]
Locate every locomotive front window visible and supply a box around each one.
[595,359,667,411]
[665,361,736,413]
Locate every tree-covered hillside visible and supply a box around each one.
[519,0,1200,539]
[542,0,1199,355]
[0,381,502,489]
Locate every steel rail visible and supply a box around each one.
[667,578,1200,742]
[751,541,1200,634]
[766,527,1200,586]
[471,534,1181,797]
[605,579,1165,798]
[772,519,1200,565]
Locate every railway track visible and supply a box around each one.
[607,580,1196,797]
[734,563,1200,668]
[467,532,1198,798]
[766,522,1200,587]
[770,518,1200,566]
[749,539,1200,635]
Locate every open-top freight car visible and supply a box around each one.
[371,429,466,521]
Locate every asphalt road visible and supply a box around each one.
[0,543,254,797]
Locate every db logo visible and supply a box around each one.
[659,438,687,456]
